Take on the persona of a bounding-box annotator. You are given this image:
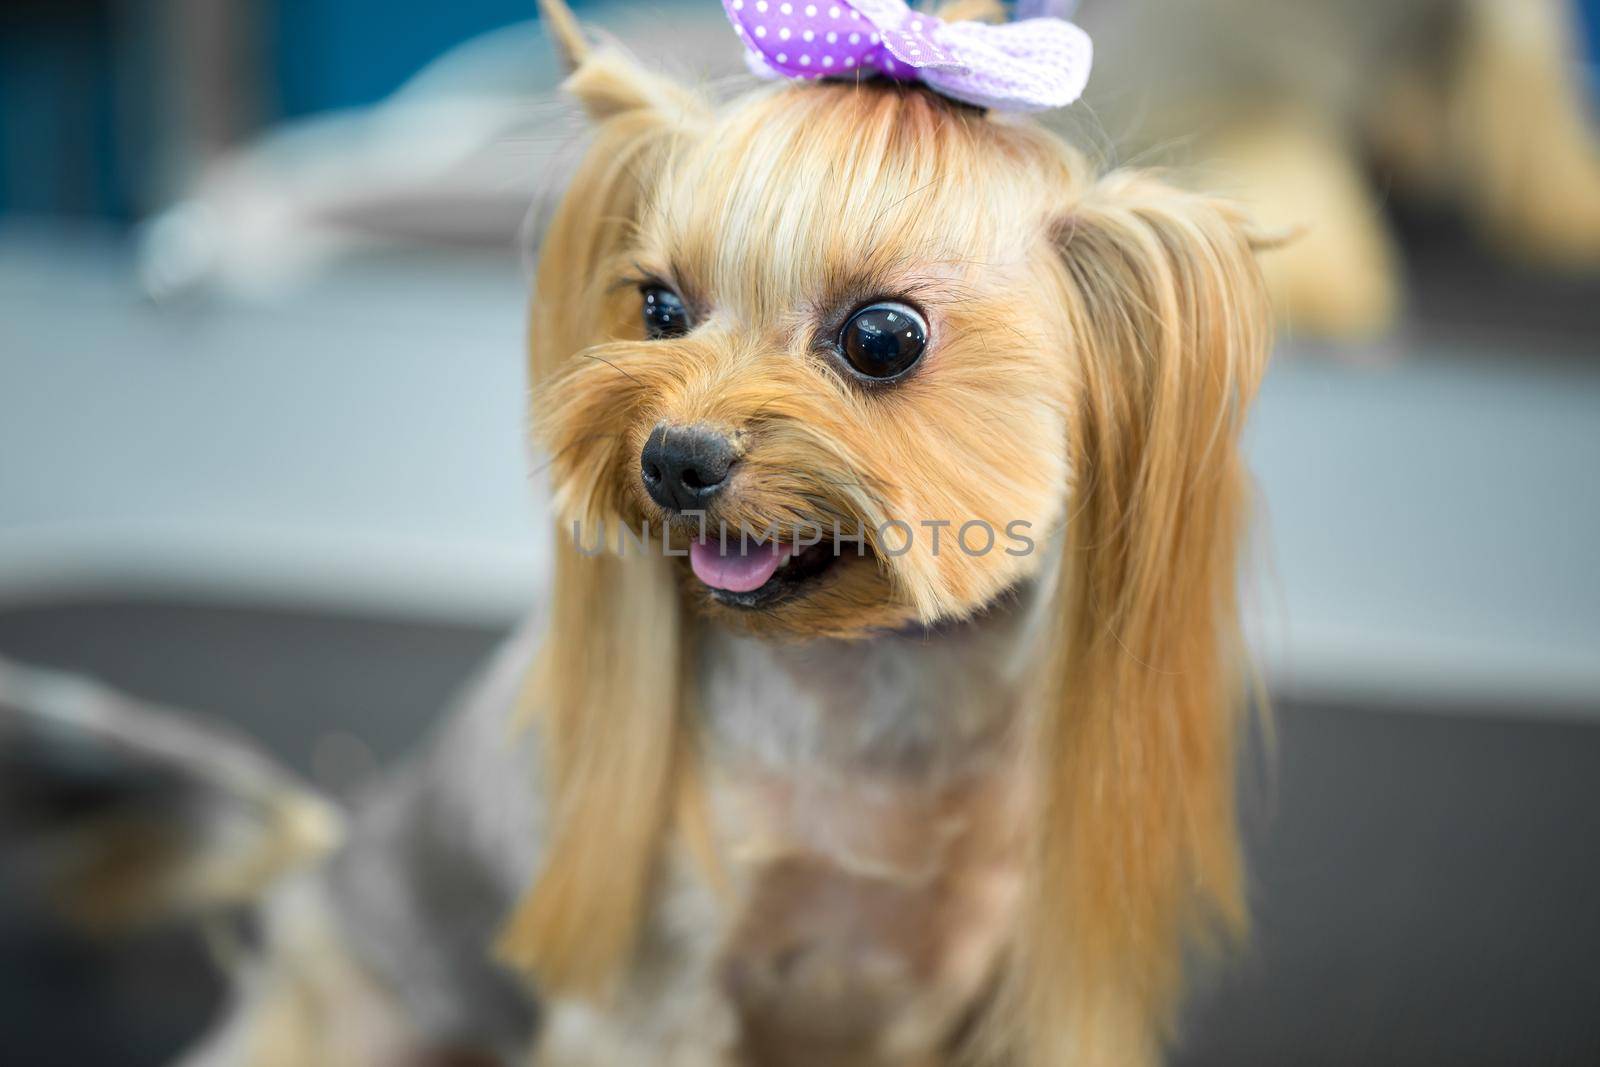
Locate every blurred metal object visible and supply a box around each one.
[154,0,267,202]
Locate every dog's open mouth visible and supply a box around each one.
[687,536,840,609]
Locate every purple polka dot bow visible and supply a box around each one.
[722,0,1092,112]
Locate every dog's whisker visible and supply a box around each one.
[578,353,645,388]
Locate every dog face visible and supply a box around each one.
[539,84,1081,638]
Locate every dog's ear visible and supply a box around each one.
[498,1,710,1001]
[1009,173,1270,1066]
[529,0,708,385]
[536,0,707,124]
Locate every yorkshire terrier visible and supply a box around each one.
[79,2,1274,1065]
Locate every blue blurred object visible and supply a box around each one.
[0,0,591,221]
[271,0,543,117]
[1582,0,1600,98]
[0,3,127,219]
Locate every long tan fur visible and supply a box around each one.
[496,28,709,996]
[1005,176,1267,1065]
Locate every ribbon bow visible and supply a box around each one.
[721,0,1092,112]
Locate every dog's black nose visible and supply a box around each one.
[640,425,737,512]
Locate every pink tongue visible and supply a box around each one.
[688,538,793,593]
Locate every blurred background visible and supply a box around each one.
[2,1,1598,1064]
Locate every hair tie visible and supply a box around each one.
[721,0,1092,113]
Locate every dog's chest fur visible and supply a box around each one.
[672,600,1043,1065]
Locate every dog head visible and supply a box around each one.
[508,4,1270,1062]
[536,79,1094,639]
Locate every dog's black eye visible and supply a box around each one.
[839,302,927,380]
[642,285,689,339]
